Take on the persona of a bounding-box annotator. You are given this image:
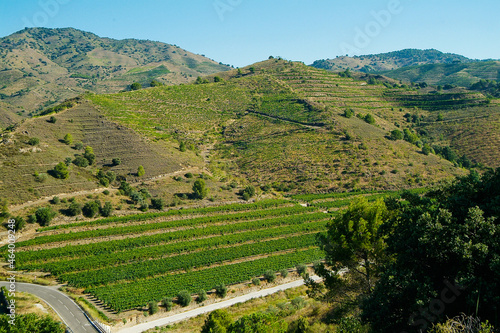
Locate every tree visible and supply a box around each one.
[249,67,255,74]
[179,141,186,152]
[100,202,113,217]
[343,108,354,118]
[215,284,227,298]
[150,198,165,210]
[10,216,26,231]
[310,198,389,305]
[82,201,100,218]
[264,270,276,283]
[112,158,121,166]
[73,156,89,167]
[390,129,403,140]
[229,312,288,333]
[196,289,208,303]
[437,113,444,121]
[362,169,500,332]
[0,313,64,333]
[201,310,232,333]
[162,298,173,311]
[28,137,40,146]
[67,201,81,216]
[130,82,142,90]
[137,165,145,177]
[53,162,69,179]
[364,113,376,124]
[280,269,289,278]
[148,301,159,315]
[48,116,57,123]
[422,143,433,155]
[240,185,255,201]
[63,133,73,145]
[150,80,163,87]
[83,146,95,165]
[35,207,56,226]
[192,179,208,199]
[214,76,223,82]
[74,141,84,150]
[177,290,191,307]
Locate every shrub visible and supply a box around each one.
[112,158,121,166]
[422,144,434,156]
[51,196,60,205]
[184,172,193,178]
[150,198,165,210]
[215,284,228,298]
[192,179,208,199]
[10,216,26,231]
[280,269,289,278]
[53,162,69,179]
[196,290,208,303]
[390,129,403,141]
[162,298,173,311]
[264,270,276,283]
[34,172,48,183]
[74,141,84,150]
[177,290,191,307]
[148,301,159,315]
[296,264,307,275]
[82,201,100,218]
[103,190,110,195]
[73,156,89,167]
[201,310,232,333]
[137,165,145,177]
[64,157,72,166]
[252,278,261,286]
[48,116,57,123]
[67,202,81,216]
[240,185,255,201]
[100,202,113,217]
[130,82,142,90]
[83,146,95,165]
[27,215,37,224]
[291,297,306,310]
[28,137,40,146]
[364,113,376,124]
[63,133,73,145]
[35,207,56,226]
[343,108,354,118]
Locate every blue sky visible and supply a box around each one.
[0,0,498,67]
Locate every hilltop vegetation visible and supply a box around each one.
[0,27,230,127]
[311,49,473,72]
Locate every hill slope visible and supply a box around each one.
[311,49,473,72]
[0,27,230,126]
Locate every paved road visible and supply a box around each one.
[0,282,98,333]
[117,276,320,333]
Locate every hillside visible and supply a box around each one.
[379,60,500,87]
[0,27,230,127]
[311,49,473,72]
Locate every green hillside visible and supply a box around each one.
[0,27,230,127]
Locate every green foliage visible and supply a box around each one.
[429,315,495,333]
[51,196,60,205]
[336,317,365,333]
[34,172,48,183]
[137,165,145,177]
[83,146,95,165]
[67,201,81,216]
[214,76,223,83]
[53,162,69,179]
[192,179,208,199]
[422,143,434,155]
[0,313,64,332]
[289,316,309,333]
[389,129,403,141]
[229,312,288,333]
[343,108,354,118]
[291,297,306,310]
[296,264,307,275]
[202,309,232,333]
[82,201,100,218]
[252,278,261,286]
[364,113,376,125]
[150,198,165,210]
[63,133,73,145]
[100,202,113,217]
[150,80,163,87]
[264,270,276,283]
[148,301,159,315]
[177,290,191,307]
[27,137,40,146]
[362,169,500,332]
[179,141,187,152]
[35,207,56,226]
[112,158,121,166]
[241,185,255,201]
[73,156,89,167]
[9,216,26,231]
[48,116,57,123]
[437,113,444,121]
[280,269,288,278]
[215,284,228,298]
[130,82,142,91]
[196,289,208,303]
[162,297,173,311]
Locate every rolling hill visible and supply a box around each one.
[0,27,230,127]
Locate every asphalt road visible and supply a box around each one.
[0,282,98,333]
[117,276,320,333]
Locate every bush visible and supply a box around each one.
[10,216,26,231]
[48,116,57,123]
[196,290,208,303]
[148,301,159,315]
[343,108,354,118]
[51,196,60,205]
[240,185,255,201]
[201,310,233,333]
[28,137,40,146]
[35,207,56,226]
[252,278,260,286]
[34,172,48,183]
[215,284,228,298]
[150,198,165,210]
[390,129,403,141]
[73,156,89,167]
[82,201,100,218]
[280,269,289,278]
[63,133,73,145]
[184,172,193,178]
[192,179,208,199]
[53,162,69,179]
[364,113,376,124]
[83,146,95,165]
[74,141,84,150]
[422,144,434,155]
[296,264,307,275]
[162,298,173,311]
[27,215,37,224]
[64,157,72,166]
[100,202,113,217]
[67,202,81,216]
[130,82,142,90]
[264,270,276,283]
[137,165,145,177]
[291,297,306,310]
[177,290,191,307]
[112,158,121,166]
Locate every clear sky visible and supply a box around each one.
[0,0,498,67]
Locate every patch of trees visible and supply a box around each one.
[470,79,500,97]
[307,168,500,332]
[0,313,64,332]
[201,310,288,333]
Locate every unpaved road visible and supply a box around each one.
[117,276,320,333]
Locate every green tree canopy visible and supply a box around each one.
[192,179,208,199]
[53,162,69,179]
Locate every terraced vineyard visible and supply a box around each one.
[7,193,397,313]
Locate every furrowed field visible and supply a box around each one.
[4,192,405,313]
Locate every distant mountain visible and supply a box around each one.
[0,27,230,126]
[311,49,474,72]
